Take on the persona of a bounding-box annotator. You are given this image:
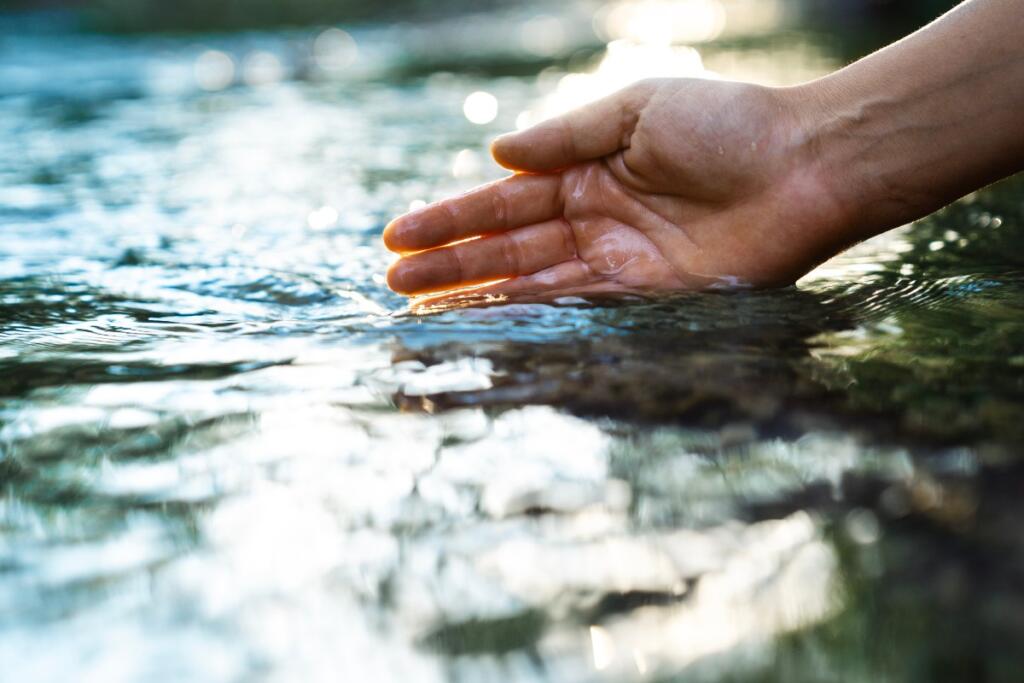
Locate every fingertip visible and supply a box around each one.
[381,219,404,252]
[489,136,509,165]
[382,215,421,253]
[489,132,514,151]
[490,133,524,170]
[385,258,413,295]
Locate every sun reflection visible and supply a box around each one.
[306,205,338,231]
[600,0,727,45]
[516,40,707,128]
[9,6,1011,681]
[194,49,235,91]
[632,648,649,674]
[514,110,535,131]
[313,27,358,74]
[463,91,499,125]
[505,0,808,136]
[242,50,284,87]
[452,149,482,178]
[590,625,617,671]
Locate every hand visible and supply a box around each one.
[385,0,1024,306]
[383,78,853,304]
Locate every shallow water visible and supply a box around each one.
[2,8,1024,682]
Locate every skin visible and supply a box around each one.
[383,0,1024,306]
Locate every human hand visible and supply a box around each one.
[383,77,853,304]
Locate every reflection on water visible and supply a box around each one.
[2,4,1024,682]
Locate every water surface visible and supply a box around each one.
[2,8,1024,682]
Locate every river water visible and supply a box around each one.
[2,6,1024,682]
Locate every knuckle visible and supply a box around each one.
[492,184,510,229]
[447,246,466,285]
[557,218,576,259]
[438,200,461,238]
[498,233,521,275]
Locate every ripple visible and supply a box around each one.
[3,14,1024,683]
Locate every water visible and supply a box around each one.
[2,8,1024,682]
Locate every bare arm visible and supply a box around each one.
[806,0,1024,243]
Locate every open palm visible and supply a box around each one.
[384,78,847,305]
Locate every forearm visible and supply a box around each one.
[793,0,1024,240]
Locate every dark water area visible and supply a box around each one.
[2,4,1024,681]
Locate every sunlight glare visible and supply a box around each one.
[306,205,339,231]
[515,110,536,131]
[452,149,482,178]
[632,648,649,674]
[463,91,499,125]
[530,40,706,122]
[590,625,617,671]
[602,0,727,45]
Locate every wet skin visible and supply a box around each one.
[383,79,845,304]
[384,0,1024,306]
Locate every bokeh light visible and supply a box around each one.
[519,15,567,57]
[598,0,727,44]
[194,49,235,91]
[514,40,707,131]
[242,51,285,86]
[306,205,339,231]
[452,149,482,178]
[5,2,1001,682]
[313,27,359,74]
[590,625,617,671]
[463,91,499,125]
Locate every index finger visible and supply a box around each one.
[383,173,562,253]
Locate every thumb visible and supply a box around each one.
[490,81,653,173]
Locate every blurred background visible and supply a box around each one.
[0,0,962,49]
[0,0,961,32]
[8,2,1024,683]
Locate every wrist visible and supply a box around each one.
[783,75,930,243]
